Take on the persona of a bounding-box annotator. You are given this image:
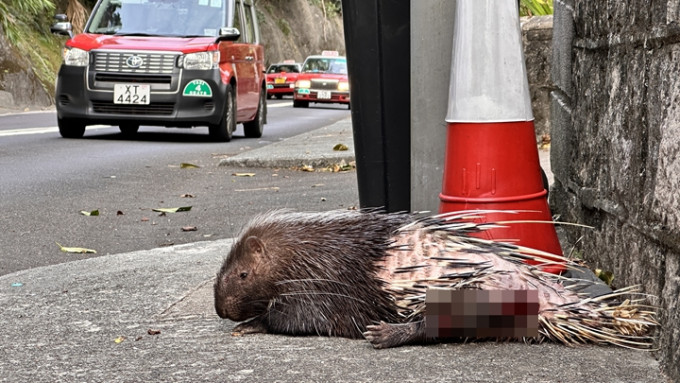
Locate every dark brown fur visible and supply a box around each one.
[214,210,412,338]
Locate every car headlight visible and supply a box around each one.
[180,51,220,70]
[337,81,350,92]
[295,80,311,89]
[63,47,89,67]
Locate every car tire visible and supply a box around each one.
[266,93,272,100]
[119,124,139,136]
[58,118,86,138]
[293,100,309,108]
[209,84,236,142]
[275,94,283,100]
[243,88,266,138]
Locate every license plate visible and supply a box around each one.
[114,84,150,105]
[274,77,286,84]
[317,90,331,99]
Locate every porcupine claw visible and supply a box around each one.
[232,318,269,336]
[364,321,426,349]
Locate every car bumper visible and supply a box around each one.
[294,90,350,104]
[266,83,295,95]
[55,65,228,127]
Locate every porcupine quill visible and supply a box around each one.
[213,209,658,349]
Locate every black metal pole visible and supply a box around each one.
[340,0,411,212]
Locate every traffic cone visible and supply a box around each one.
[439,0,564,274]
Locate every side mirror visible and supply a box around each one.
[215,27,240,42]
[51,14,73,37]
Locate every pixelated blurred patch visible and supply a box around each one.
[425,289,539,339]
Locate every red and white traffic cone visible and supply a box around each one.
[439,0,564,274]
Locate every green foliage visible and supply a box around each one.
[310,0,342,16]
[277,18,291,37]
[0,0,56,44]
[0,0,63,95]
[519,0,553,16]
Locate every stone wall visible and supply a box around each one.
[551,0,680,380]
[521,16,554,143]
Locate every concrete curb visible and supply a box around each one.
[219,118,355,169]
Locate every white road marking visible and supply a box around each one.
[0,125,113,137]
[268,101,293,108]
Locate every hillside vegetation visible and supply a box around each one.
[0,0,345,110]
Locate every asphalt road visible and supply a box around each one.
[0,99,355,275]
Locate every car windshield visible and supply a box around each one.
[302,58,347,75]
[268,64,300,74]
[86,0,230,37]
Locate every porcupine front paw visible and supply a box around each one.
[364,321,421,349]
[231,318,268,336]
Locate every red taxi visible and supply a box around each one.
[293,51,350,108]
[50,0,266,142]
[265,61,301,99]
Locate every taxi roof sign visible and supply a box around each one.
[321,50,339,57]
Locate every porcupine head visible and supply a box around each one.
[213,211,408,338]
[214,233,276,324]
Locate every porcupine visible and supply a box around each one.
[213,209,658,349]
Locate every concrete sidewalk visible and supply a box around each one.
[0,119,667,382]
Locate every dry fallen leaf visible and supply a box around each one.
[300,165,314,172]
[180,163,200,168]
[232,172,256,177]
[80,210,99,216]
[152,206,192,213]
[114,336,126,344]
[333,143,349,151]
[181,226,198,232]
[56,242,97,254]
[147,329,161,336]
[180,193,195,198]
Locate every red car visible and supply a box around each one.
[265,61,301,99]
[293,52,350,108]
[50,0,266,142]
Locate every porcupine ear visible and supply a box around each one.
[244,236,266,259]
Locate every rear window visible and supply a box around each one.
[268,64,300,74]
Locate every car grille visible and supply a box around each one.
[95,73,172,84]
[93,51,177,74]
[311,79,339,91]
[92,101,175,115]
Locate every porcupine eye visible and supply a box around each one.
[239,272,248,279]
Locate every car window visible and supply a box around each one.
[302,58,346,74]
[242,2,257,44]
[86,0,227,37]
[233,1,244,42]
[268,65,299,73]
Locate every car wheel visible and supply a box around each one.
[243,88,266,138]
[209,84,236,142]
[347,102,351,110]
[58,117,86,138]
[293,100,309,108]
[119,124,139,136]
[275,94,283,100]
[266,93,272,100]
